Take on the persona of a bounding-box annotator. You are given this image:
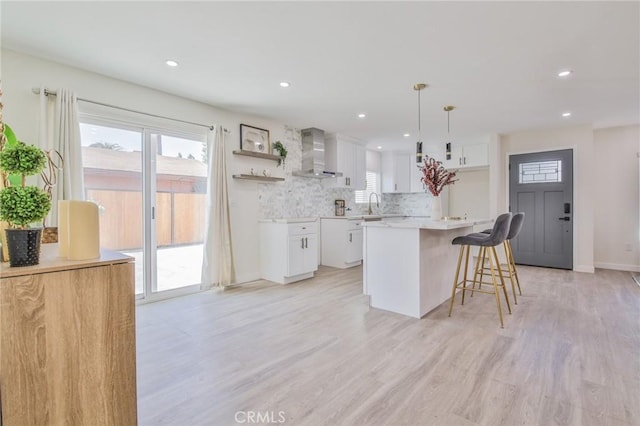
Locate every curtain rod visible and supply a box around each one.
[32,87,230,133]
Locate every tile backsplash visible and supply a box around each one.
[257,126,435,219]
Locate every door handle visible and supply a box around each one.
[305,237,308,248]
[349,232,352,243]
[558,217,570,221]
[301,238,304,249]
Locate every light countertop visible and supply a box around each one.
[362,218,492,230]
[320,214,405,220]
[258,217,319,224]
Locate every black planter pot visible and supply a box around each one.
[5,228,43,267]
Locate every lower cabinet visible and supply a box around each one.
[321,218,363,268]
[0,246,137,426]
[260,220,318,284]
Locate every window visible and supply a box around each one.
[355,171,380,203]
[518,160,562,184]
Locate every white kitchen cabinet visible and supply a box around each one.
[321,218,363,268]
[325,133,366,189]
[345,227,363,264]
[382,152,411,193]
[260,220,318,284]
[444,143,488,169]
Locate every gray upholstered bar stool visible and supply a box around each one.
[448,212,513,328]
[478,212,525,304]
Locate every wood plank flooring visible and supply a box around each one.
[136,265,639,426]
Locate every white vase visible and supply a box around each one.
[431,195,442,220]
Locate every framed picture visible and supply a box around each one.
[240,124,270,154]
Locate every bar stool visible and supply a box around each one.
[448,212,513,328]
[477,212,525,303]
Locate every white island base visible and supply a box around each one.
[363,219,490,319]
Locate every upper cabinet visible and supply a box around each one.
[444,143,488,169]
[325,134,366,189]
[382,152,418,193]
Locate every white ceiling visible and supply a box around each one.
[2,1,639,150]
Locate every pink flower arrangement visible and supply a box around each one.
[419,155,458,196]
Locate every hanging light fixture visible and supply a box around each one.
[414,83,427,163]
[444,105,455,160]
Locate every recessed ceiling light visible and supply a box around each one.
[377,146,382,150]
[403,133,410,137]
[279,81,290,88]
[562,112,572,117]
[557,70,572,77]
[358,113,366,118]
[166,60,178,67]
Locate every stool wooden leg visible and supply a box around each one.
[448,246,465,317]
[461,245,471,305]
[476,247,486,290]
[487,246,504,328]
[492,246,511,314]
[507,240,522,295]
[503,241,518,305]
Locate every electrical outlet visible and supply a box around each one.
[625,243,633,252]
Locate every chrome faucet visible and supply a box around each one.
[368,192,380,215]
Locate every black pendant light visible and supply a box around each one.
[414,83,427,163]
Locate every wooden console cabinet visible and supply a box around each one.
[0,244,137,425]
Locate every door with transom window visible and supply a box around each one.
[509,149,573,269]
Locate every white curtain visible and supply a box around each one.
[201,126,235,288]
[40,88,85,226]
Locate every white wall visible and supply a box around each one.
[500,125,595,272]
[1,49,286,283]
[448,169,490,219]
[593,125,640,271]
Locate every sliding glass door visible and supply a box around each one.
[80,120,207,301]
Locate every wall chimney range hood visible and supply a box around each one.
[292,127,342,178]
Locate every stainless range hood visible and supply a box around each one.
[292,127,342,178]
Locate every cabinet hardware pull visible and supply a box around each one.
[459,157,462,165]
[305,237,308,248]
[301,238,304,249]
[349,233,352,242]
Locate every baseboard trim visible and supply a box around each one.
[594,262,640,273]
[574,265,595,273]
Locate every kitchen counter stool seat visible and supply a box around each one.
[448,212,513,328]
[473,212,525,303]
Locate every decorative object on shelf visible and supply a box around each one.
[0,142,52,266]
[413,83,428,163]
[272,140,287,168]
[444,105,455,160]
[419,155,458,221]
[58,200,100,261]
[240,124,270,154]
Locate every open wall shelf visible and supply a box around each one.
[232,174,285,182]
[232,150,281,161]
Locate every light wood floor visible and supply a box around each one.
[136,265,639,426]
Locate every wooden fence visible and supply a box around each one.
[87,189,205,251]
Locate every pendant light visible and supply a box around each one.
[414,83,427,163]
[444,105,455,161]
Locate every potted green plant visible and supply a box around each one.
[272,141,287,167]
[0,142,52,266]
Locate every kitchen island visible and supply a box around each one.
[363,218,491,318]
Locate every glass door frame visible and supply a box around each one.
[80,114,207,304]
[141,126,207,304]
